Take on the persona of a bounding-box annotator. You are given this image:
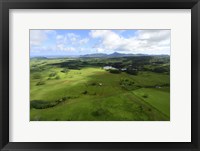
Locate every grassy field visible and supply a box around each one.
[30,56,170,121]
[133,88,170,117]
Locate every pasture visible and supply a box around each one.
[30,56,170,121]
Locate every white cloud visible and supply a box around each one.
[67,33,80,43]
[56,35,64,40]
[30,30,47,46]
[31,29,170,56]
[90,30,123,50]
[55,33,89,52]
[30,30,56,46]
[96,48,104,53]
[56,44,75,52]
[90,30,170,54]
[138,30,170,42]
[79,38,89,44]
[56,35,67,46]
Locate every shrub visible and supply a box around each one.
[61,68,69,73]
[68,66,81,70]
[142,94,148,98]
[56,96,69,103]
[32,73,42,79]
[119,78,139,91]
[62,96,67,101]
[152,66,169,73]
[90,82,97,86]
[126,69,138,75]
[109,69,121,74]
[31,97,68,109]
[91,109,105,117]
[55,75,60,80]
[139,105,143,111]
[49,72,57,77]
[82,90,88,94]
[36,81,45,86]
[30,100,58,109]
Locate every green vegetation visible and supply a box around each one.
[133,88,170,117]
[36,81,45,86]
[30,55,170,121]
[109,69,121,74]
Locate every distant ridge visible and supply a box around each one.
[30,52,169,59]
[81,52,150,58]
[81,53,108,58]
[30,56,48,60]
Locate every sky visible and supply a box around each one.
[30,29,170,57]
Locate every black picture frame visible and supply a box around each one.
[0,0,200,150]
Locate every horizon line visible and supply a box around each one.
[30,53,170,58]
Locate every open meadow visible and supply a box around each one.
[30,55,170,121]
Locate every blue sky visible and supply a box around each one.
[30,29,170,57]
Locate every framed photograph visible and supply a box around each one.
[0,0,200,150]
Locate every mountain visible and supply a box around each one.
[108,52,126,57]
[81,53,107,58]
[81,52,144,58]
